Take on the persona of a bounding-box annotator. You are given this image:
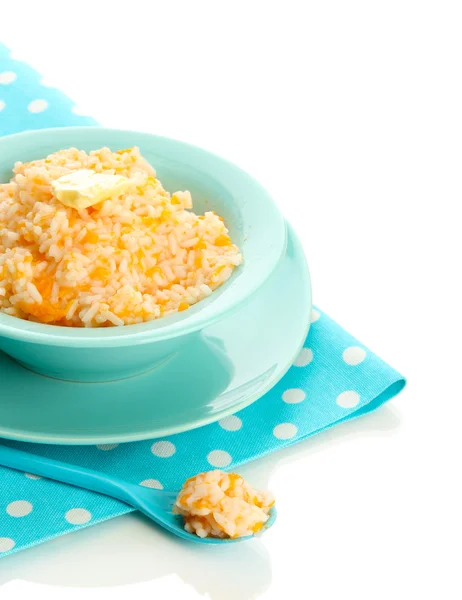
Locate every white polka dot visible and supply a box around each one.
[342,346,366,366]
[140,479,163,489]
[0,101,5,112]
[6,500,33,517]
[293,347,313,367]
[207,450,232,467]
[336,390,361,408]
[273,423,298,439]
[27,99,48,113]
[65,508,92,525]
[0,538,15,553]
[25,472,42,480]
[96,443,119,451]
[218,415,242,431]
[311,309,320,322]
[8,50,26,61]
[0,71,17,84]
[39,77,56,88]
[282,388,306,404]
[151,441,176,458]
[71,105,91,116]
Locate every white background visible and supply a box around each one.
[0,0,461,598]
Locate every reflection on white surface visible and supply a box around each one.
[0,406,401,599]
[1,514,272,598]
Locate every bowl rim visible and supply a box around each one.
[0,126,287,346]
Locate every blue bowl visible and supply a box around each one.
[0,127,287,382]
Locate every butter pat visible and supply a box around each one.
[52,169,131,209]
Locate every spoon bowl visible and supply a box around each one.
[0,444,276,544]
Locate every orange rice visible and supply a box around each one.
[0,147,242,327]
[173,470,274,538]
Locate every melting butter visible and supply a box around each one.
[52,169,130,209]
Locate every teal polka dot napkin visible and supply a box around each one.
[0,44,405,558]
[0,44,96,134]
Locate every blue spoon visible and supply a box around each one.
[0,444,276,544]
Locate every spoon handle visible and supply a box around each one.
[0,444,139,507]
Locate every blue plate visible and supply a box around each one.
[0,224,311,444]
